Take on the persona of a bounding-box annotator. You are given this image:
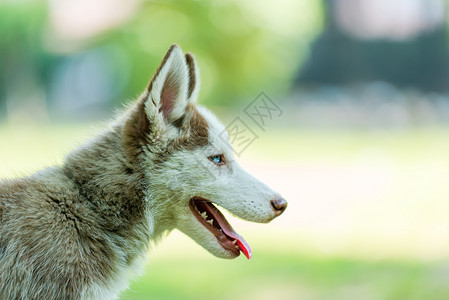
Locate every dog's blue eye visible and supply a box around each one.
[209,154,224,165]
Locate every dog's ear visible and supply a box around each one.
[145,44,190,123]
[124,44,191,163]
[185,52,200,103]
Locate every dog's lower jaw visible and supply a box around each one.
[187,198,254,259]
[212,245,241,259]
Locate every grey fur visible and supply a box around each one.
[0,44,285,299]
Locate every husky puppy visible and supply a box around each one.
[0,44,287,299]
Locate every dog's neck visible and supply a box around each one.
[62,124,153,239]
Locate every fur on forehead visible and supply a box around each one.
[171,103,209,151]
[196,106,227,139]
[195,105,234,156]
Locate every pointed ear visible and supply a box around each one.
[123,45,196,164]
[185,52,200,102]
[146,44,189,123]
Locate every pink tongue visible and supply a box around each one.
[221,227,252,259]
[236,239,252,260]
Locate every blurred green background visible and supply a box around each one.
[2,0,449,299]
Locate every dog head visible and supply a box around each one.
[123,44,287,259]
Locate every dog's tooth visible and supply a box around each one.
[232,240,237,244]
[207,219,213,225]
[201,212,208,219]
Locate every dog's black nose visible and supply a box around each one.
[271,197,287,216]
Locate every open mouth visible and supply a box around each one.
[189,197,252,259]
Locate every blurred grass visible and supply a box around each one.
[2,123,449,299]
[121,249,449,300]
[245,127,449,164]
[3,123,449,177]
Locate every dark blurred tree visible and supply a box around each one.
[297,0,449,93]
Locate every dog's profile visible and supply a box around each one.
[0,44,287,299]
